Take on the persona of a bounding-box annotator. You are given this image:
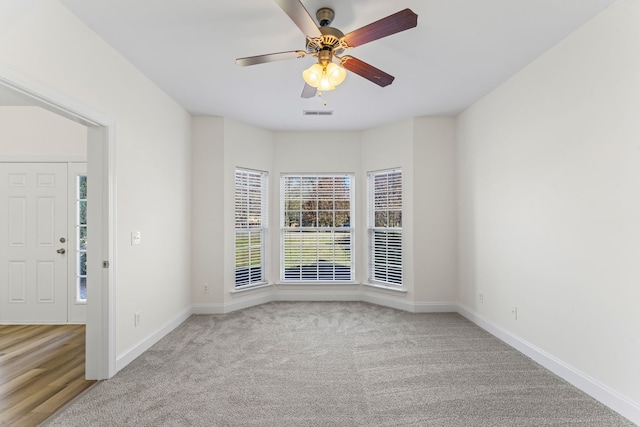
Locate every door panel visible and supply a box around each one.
[0,163,68,323]
[8,196,27,245]
[8,261,26,302]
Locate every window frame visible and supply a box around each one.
[75,173,88,303]
[367,168,403,287]
[234,168,268,289]
[280,173,355,284]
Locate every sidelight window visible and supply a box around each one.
[76,174,87,302]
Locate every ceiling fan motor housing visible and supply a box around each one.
[306,26,346,56]
[306,8,346,56]
[316,8,334,27]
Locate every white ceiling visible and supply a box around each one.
[42,0,617,130]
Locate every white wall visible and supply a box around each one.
[191,116,225,306]
[458,0,640,407]
[0,106,86,157]
[361,120,414,302]
[413,117,457,304]
[0,0,192,361]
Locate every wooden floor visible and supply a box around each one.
[0,324,96,426]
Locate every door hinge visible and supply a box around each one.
[103,261,110,268]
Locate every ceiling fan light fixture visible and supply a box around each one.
[318,78,336,92]
[302,63,324,87]
[326,62,347,86]
[302,62,346,91]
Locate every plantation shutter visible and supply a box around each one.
[368,169,403,286]
[235,169,267,287]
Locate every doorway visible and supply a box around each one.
[0,67,115,380]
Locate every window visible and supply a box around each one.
[368,169,402,286]
[235,169,268,288]
[281,174,354,282]
[76,174,87,302]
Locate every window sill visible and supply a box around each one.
[230,283,273,294]
[276,282,360,289]
[363,282,407,294]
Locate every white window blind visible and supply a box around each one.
[368,169,402,286]
[235,169,267,287]
[281,175,354,282]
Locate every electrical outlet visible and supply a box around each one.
[135,312,141,327]
[131,231,142,245]
[203,284,209,294]
[478,292,484,303]
[511,306,518,320]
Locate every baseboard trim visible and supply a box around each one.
[457,304,640,426]
[414,301,459,313]
[224,293,275,313]
[115,306,192,372]
[358,287,458,313]
[191,303,227,314]
[361,293,413,312]
[192,293,275,314]
[194,294,457,315]
[192,292,446,314]
[275,291,362,302]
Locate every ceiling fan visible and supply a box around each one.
[235,0,418,98]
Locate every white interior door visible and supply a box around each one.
[0,163,68,323]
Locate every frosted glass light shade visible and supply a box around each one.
[302,62,347,91]
[325,62,346,87]
[302,63,324,87]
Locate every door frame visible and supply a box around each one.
[0,64,116,379]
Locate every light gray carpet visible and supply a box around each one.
[47,302,634,426]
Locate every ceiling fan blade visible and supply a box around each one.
[235,50,307,66]
[301,83,317,99]
[341,56,395,87]
[274,0,322,38]
[343,8,418,48]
